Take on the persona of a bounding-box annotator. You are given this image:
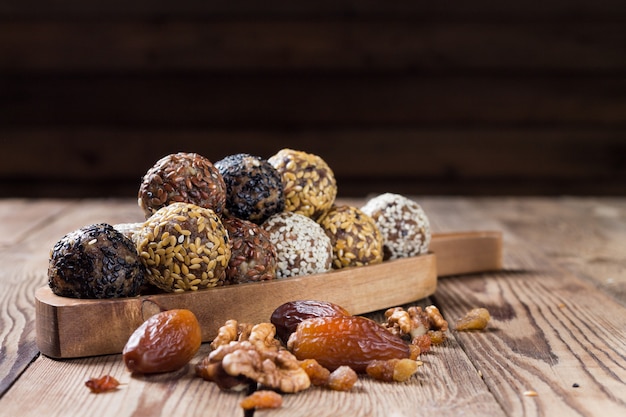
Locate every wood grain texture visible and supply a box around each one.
[1,131,624,198]
[435,264,626,416]
[1,197,625,417]
[0,199,145,396]
[1,2,625,199]
[2,0,626,16]
[2,21,625,73]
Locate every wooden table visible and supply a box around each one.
[1,197,625,416]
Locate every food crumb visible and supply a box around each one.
[523,390,538,397]
[85,375,121,393]
[572,383,580,388]
[455,307,490,331]
[240,390,283,410]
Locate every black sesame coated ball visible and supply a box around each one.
[48,223,145,299]
[214,153,285,224]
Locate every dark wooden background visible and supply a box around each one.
[1,1,625,198]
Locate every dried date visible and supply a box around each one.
[123,309,202,374]
[271,300,350,344]
[287,315,410,373]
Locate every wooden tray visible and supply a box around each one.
[35,231,502,359]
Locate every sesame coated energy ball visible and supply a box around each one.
[262,211,333,278]
[48,223,145,299]
[113,222,143,244]
[137,152,227,219]
[214,153,285,224]
[317,205,384,269]
[360,193,431,261]
[223,217,278,284]
[135,202,231,292]
[268,148,337,221]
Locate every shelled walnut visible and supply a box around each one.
[196,322,310,393]
[383,305,449,351]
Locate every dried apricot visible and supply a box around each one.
[123,309,202,374]
[271,300,350,344]
[287,316,410,373]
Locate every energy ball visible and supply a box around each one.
[223,217,278,284]
[113,222,143,243]
[48,223,145,299]
[138,152,227,219]
[214,153,285,224]
[361,193,431,260]
[318,205,384,269]
[268,148,337,220]
[262,211,333,278]
[135,202,231,292]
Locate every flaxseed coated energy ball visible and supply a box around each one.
[262,211,333,278]
[135,202,231,292]
[268,148,337,221]
[318,205,384,269]
[223,217,278,284]
[214,153,285,224]
[48,223,145,299]
[360,193,431,261]
[138,152,227,219]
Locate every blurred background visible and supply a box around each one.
[1,0,625,198]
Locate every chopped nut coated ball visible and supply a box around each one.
[318,205,384,269]
[361,193,431,260]
[268,148,337,220]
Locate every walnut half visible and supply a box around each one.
[197,321,311,393]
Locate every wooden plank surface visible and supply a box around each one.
[1,3,625,200]
[2,21,625,73]
[2,0,626,16]
[3,76,625,127]
[2,131,624,198]
[1,197,625,417]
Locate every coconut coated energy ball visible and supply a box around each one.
[360,193,431,260]
[223,217,278,284]
[214,153,285,224]
[318,205,384,269]
[262,211,333,278]
[138,152,227,219]
[135,202,231,292]
[48,223,145,299]
[268,148,337,221]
